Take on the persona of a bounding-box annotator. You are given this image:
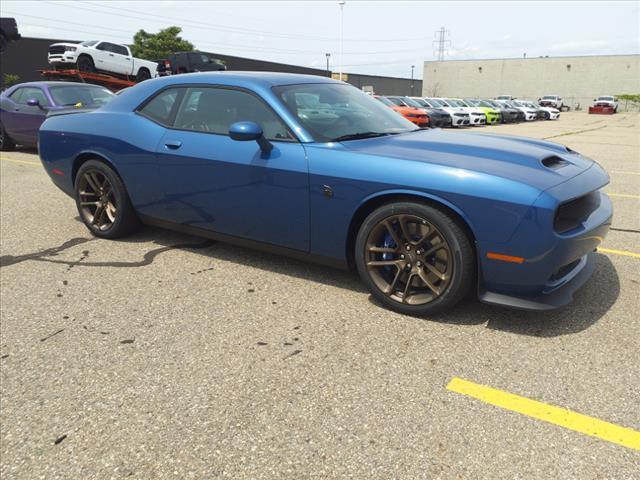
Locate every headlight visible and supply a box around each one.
[65,47,77,52]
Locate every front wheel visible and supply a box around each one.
[75,160,139,239]
[77,55,95,72]
[355,202,475,316]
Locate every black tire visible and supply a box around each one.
[135,68,151,82]
[544,111,550,120]
[75,160,139,239]
[355,201,475,316]
[0,121,16,151]
[77,55,94,72]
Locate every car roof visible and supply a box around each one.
[153,71,337,88]
[9,81,107,88]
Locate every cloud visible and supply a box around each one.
[549,39,610,53]
[19,24,54,35]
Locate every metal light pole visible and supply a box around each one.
[339,1,345,80]
[326,53,331,73]
[410,65,415,95]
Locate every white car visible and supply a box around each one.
[426,98,470,127]
[48,40,158,82]
[593,96,618,112]
[441,98,487,126]
[503,100,538,121]
[538,95,564,110]
[522,100,560,120]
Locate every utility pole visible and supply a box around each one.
[410,65,415,95]
[339,1,345,80]
[326,53,331,73]
[432,27,450,61]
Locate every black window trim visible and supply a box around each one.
[134,83,301,143]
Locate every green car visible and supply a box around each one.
[465,99,502,124]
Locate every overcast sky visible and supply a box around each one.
[4,0,639,78]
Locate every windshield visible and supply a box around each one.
[427,98,445,107]
[375,96,395,107]
[386,97,406,106]
[478,100,493,108]
[401,97,423,108]
[410,98,429,107]
[445,99,464,107]
[50,85,115,107]
[598,96,614,101]
[273,83,418,142]
[542,96,556,100]
[80,40,98,47]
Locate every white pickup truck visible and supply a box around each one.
[48,40,158,82]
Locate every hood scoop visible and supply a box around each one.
[542,155,570,170]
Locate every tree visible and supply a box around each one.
[130,26,194,60]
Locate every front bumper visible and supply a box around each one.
[48,53,79,65]
[477,165,612,310]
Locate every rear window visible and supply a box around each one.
[50,85,114,107]
[137,88,182,126]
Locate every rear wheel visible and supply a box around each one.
[355,202,475,316]
[75,160,139,239]
[136,68,151,82]
[0,121,16,151]
[77,55,95,72]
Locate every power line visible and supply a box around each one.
[8,10,431,57]
[42,0,434,43]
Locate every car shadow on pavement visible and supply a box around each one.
[79,225,620,336]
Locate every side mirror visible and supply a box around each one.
[594,99,597,102]
[27,98,41,108]
[229,121,272,154]
[537,98,541,102]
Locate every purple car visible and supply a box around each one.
[0,81,114,150]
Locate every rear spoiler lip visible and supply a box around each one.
[46,107,97,118]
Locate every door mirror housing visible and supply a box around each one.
[229,121,272,154]
[27,98,41,107]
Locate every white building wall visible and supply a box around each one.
[422,55,640,110]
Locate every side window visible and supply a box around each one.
[17,87,49,106]
[137,88,182,126]
[188,53,201,67]
[9,88,24,103]
[173,87,294,141]
[112,44,128,56]
[96,42,112,52]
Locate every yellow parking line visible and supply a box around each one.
[611,170,640,175]
[607,193,640,199]
[447,377,640,451]
[597,247,640,258]
[0,157,40,166]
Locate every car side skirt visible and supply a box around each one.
[139,214,349,271]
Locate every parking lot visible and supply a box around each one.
[1,112,638,478]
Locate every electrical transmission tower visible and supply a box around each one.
[432,27,451,61]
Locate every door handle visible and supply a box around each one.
[109,53,114,56]
[164,140,182,150]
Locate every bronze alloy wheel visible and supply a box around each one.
[364,214,453,305]
[77,169,118,231]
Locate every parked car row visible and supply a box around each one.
[373,95,560,128]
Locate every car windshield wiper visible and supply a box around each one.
[331,131,391,142]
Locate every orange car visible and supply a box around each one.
[374,95,430,128]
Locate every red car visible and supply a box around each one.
[374,95,430,128]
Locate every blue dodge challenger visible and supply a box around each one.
[38,72,612,315]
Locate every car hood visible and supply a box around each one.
[338,129,596,190]
[49,42,81,48]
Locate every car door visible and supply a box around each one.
[148,86,310,251]
[110,43,133,75]
[93,42,117,73]
[1,86,50,144]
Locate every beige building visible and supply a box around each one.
[422,55,640,110]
